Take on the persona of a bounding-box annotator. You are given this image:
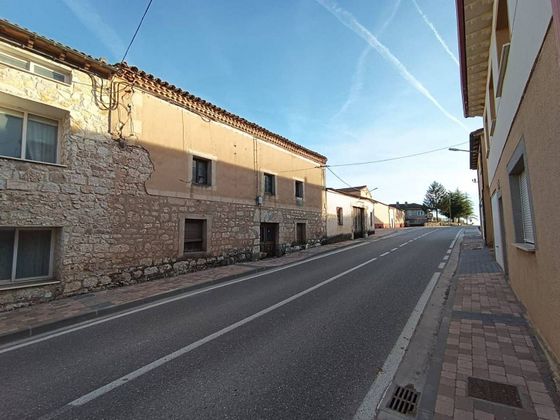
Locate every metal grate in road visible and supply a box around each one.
[387,384,419,416]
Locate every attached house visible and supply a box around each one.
[0,19,327,309]
[326,186,375,241]
[390,202,428,226]
[373,201,405,229]
[457,0,560,361]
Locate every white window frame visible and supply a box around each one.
[0,47,71,84]
[0,106,60,164]
[0,227,55,285]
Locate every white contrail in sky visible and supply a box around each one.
[411,0,459,66]
[315,0,467,131]
[62,0,126,61]
[332,0,402,120]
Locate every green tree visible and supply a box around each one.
[423,181,447,221]
[441,188,474,222]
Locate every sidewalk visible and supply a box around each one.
[430,229,560,420]
[0,228,403,344]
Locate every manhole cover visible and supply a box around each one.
[387,384,419,416]
[468,377,522,408]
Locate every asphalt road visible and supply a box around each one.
[0,226,461,419]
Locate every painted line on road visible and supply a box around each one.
[353,272,442,420]
[438,262,446,269]
[0,238,377,354]
[45,253,385,414]
[353,227,463,420]
[443,255,449,261]
[391,248,398,252]
[380,252,390,257]
[446,249,452,254]
[399,243,406,247]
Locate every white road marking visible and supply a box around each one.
[0,239,375,354]
[399,243,406,247]
[446,249,452,254]
[391,248,398,252]
[52,253,384,410]
[353,272,441,420]
[438,262,446,269]
[380,252,390,257]
[443,255,449,261]
[353,228,463,419]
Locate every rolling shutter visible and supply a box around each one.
[518,170,534,244]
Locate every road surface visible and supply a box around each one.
[0,226,460,419]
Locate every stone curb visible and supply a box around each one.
[0,232,393,347]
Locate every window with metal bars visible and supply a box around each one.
[517,170,534,244]
[192,157,210,186]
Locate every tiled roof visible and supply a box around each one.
[117,64,327,164]
[0,19,115,77]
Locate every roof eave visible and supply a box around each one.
[456,0,471,117]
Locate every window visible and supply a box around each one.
[0,228,54,284]
[184,219,206,252]
[192,157,210,186]
[0,50,69,83]
[517,170,534,244]
[0,107,58,163]
[507,142,535,246]
[264,173,275,195]
[336,207,343,225]
[295,180,304,199]
[296,223,306,244]
[494,0,511,97]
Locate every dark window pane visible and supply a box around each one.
[264,174,274,194]
[0,110,23,158]
[33,65,66,82]
[16,230,51,279]
[184,219,205,252]
[26,115,58,163]
[0,229,15,280]
[295,181,304,198]
[193,158,209,185]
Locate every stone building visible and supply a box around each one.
[0,20,327,309]
[456,0,560,361]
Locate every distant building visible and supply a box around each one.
[456,0,560,360]
[373,201,405,228]
[390,203,427,226]
[326,186,375,240]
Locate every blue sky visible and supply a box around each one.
[2,0,482,212]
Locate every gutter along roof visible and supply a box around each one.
[0,18,327,166]
[456,0,494,117]
[0,19,115,78]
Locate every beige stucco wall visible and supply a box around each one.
[372,202,403,228]
[326,190,373,238]
[489,26,560,360]
[112,86,324,211]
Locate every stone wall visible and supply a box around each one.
[0,134,324,310]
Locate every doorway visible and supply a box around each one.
[260,223,278,258]
[352,207,365,238]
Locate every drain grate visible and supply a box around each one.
[387,384,420,416]
[468,377,522,408]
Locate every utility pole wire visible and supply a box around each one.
[324,141,469,168]
[120,0,154,63]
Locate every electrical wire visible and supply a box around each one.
[277,140,470,173]
[120,0,154,63]
[325,141,469,168]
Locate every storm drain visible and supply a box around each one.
[387,384,420,416]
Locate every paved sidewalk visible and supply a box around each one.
[431,230,560,420]
[0,228,403,344]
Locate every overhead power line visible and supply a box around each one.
[325,141,469,168]
[121,0,154,63]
